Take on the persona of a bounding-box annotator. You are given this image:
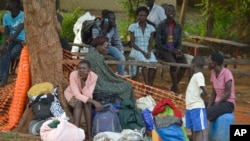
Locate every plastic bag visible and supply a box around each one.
[136,95,156,111]
[141,108,155,131]
[73,11,96,46]
[40,118,85,141]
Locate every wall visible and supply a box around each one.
[60,0,176,12]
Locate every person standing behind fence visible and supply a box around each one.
[128,6,157,86]
[145,0,166,28]
[92,10,127,76]
[0,0,25,87]
[206,53,235,121]
[185,56,208,141]
[156,4,187,94]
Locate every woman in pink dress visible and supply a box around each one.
[206,53,235,121]
[64,60,103,140]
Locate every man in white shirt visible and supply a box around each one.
[145,0,167,27]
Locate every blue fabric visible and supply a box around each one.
[141,108,155,131]
[3,11,25,41]
[107,46,125,75]
[92,104,122,136]
[157,124,186,141]
[208,113,234,141]
[0,42,22,81]
[185,108,208,131]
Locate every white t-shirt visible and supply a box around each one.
[147,4,166,27]
[185,72,206,110]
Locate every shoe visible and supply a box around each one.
[115,71,130,77]
[0,79,7,88]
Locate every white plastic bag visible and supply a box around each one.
[93,129,144,141]
[136,95,156,111]
[72,11,96,46]
[40,118,85,141]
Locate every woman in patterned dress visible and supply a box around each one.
[128,6,158,86]
[84,36,135,102]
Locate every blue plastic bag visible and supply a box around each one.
[141,108,155,131]
[157,124,186,141]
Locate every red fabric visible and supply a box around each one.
[152,98,182,118]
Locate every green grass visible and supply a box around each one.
[0,132,40,141]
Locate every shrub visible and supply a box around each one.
[61,8,84,42]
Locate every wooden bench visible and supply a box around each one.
[182,41,209,56]
[65,43,250,77]
[224,58,250,65]
[187,35,249,59]
[187,35,250,69]
[69,42,132,53]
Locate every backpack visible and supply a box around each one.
[81,17,102,44]
[92,104,122,136]
[29,94,54,120]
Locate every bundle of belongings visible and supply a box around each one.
[40,118,85,141]
[93,128,146,141]
[91,92,148,140]
[91,90,190,141]
[151,98,189,141]
[28,82,68,136]
[136,96,189,141]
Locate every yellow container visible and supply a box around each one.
[152,130,162,141]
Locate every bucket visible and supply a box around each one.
[208,113,234,141]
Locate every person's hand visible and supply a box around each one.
[174,49,183,58]
[102,18,109,34]
[94,101,104,112]
[145,51,151,58]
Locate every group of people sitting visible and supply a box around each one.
[0,0,236,140]
[84,1,187,95]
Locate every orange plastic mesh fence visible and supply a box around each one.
[0,82,15,127]
[0,46,30,131]
[122,76,250,123]
[121,76,186,112]
[62,49,250,123]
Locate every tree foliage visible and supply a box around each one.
[195,0,250,43]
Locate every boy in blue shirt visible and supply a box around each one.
[0,0,25,87]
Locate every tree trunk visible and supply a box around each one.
[17,0,72,133]
[206,0,215,37]
[180,0,189,26]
